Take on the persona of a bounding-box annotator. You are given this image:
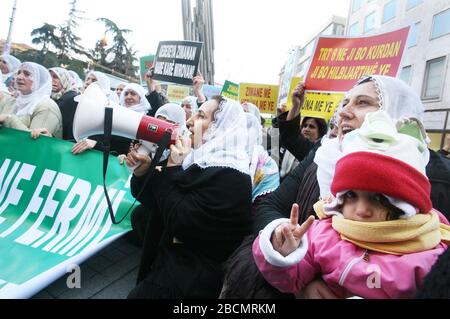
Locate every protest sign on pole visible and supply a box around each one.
[139,55,155,86]
[239,83,279,115]
[302,26,410,121]
[221,80,239,101]
[167,85,190,103]
[152,41,203,86]
[286,77,302,111]
[0,128,133,298]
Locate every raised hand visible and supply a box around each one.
[125,143,152,177]
[287,82,306,121]
[271,204,315,257]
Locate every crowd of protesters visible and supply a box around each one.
[1,52,450,299]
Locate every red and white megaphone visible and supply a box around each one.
[73,83,179,147]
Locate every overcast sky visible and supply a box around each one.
[0,0,350,85]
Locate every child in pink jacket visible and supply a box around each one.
[253,111,450,299]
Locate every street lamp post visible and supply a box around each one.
[3,0,18,55]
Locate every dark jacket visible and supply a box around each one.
[278,112,316,162]
[426,149,450,220]
[129,165,252,298]
[54,90,79,141]
[253,143,321,234]
[145,91,169,117]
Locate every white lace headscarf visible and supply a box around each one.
[182,98,250,175]
[49,67,77,100]
[14,62,52,117]
[1,54,21,81]
[0,70,8,93]
[314,75,427,198]
[246,112,265,180]
[119,83,151,114]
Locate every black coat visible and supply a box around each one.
[129,165,252,298]
[278,112,316,162]
[55,90,79,141]
[145,91,169,117]
[253,143,321,234]
[426,149,450,220]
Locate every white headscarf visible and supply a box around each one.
[153,103,188,162]
[68,70,83,91]
[49,67,77,100]
[0,70,8,93]
[155,103,187,134]
[181,96,199,114]
[314,75,428,198]
[243,102,261,120]
[119,83,151,114]
[14,62,52,117]
[182,98,250,175]
[1,54,21,81]
[246,113,264,180]
[85,71,119,103]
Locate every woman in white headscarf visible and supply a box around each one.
[245,113,280,206]
[119,83,151,114]
[126,96,253,299]
[68,70,83,93]
[180,95,199,121]
[0,62,62,138]
[82,70,118,103]
[47,67,80,141]
[0,54,21,84]
[221,74,449,299]
[128,102,190,245]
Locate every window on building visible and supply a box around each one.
[407,22,420,47]
[422,56,446,100]
[406,0,423,11]
[399,65,412,85]
[364,12,376,33]
[352,0,364,13]
[383,1,396,23]
[431,8,450,39]
[321,24,334,36]
[348,22,360,36]
[303,41,315,58]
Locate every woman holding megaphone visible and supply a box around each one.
[126,96,253,299]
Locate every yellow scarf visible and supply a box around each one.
[314,201,450,255]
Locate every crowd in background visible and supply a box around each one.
[1,53,450,299]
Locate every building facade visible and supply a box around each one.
[181,0,215,85]
[347,0,450,149]
[278,16,346,104]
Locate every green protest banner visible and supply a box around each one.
[139,54,155,85]
[220,80,239,101]
[0,128,133,298]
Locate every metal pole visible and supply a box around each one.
[3,0,18,55]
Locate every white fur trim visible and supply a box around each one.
[259,218,309,267]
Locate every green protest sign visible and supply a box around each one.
[139,54,155,85]
[221,80,239,101]
[0,128,133,298]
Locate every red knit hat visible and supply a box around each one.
[331,151,432,213]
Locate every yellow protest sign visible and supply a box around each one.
[286,77,303,111]
[239,83,279,115]
[301,91,345,122]
[167,85,190,103]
